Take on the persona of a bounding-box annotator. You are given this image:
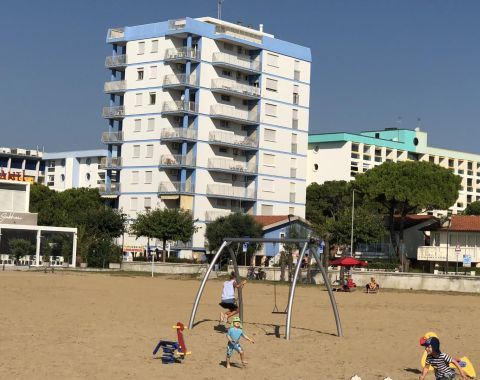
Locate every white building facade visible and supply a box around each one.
[308,128,480,215]
[43,150,107,191]
[102,17,311,254]
[0,147,44,183]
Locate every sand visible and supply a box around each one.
[0,271,478,380]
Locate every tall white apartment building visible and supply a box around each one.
[43,150,107,191]
[102,17,311,254]
[308,128,480,215]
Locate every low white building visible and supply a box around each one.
[0,147,44,183]
[43,150,107,191]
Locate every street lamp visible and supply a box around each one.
[350,189,356,257]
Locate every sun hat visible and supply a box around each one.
[231,316,242,327]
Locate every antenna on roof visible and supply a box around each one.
[217,0,224,19]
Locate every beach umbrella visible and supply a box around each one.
[329,257,368,267]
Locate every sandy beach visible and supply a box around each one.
[0,271,478,380]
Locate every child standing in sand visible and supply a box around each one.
[420,337,467,380]
[226,316,254,368]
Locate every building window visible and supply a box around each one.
[266,78,278,92]
[265,103,277,117]
[293,85,299,105]
[267,53,279,67]
[132,171,139,184]
[150,66,157,79]
[151,39,158,53]
[149,92,156,105]
[261,204,274,215]
[221,94,231,102]
[147,118,155,131]
[130,197,138,210]
[263,153,275,167]
[138,41,145,55]
[262,179,274,192]
[86,173,91,181]
[222,69,232,77]
[133,145,140,158]
[264,128,276,142]
[145,171,152,184]
[313,163,318,171]
[137,68,144,80]
[146,144,154,158]
[134,119,141,132]
[220,120,229,128]
[135,93,142,106]
[144,197,152,210]
[219,147,228,153]
[223,42,234,51]
[60,174,65,182]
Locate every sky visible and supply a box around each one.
[1,0,479,153]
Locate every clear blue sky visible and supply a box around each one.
[1,0,479,153]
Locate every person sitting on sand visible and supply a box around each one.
[219,271,247,323]
[226,316,254,368]
[419,336,467,380]
[366,277,379,293]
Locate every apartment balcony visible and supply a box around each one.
[417,246,480,263]
[206,184,256,201]
[102,106,125,119]
[159,154,196,168]
[208,131,258,150]
[158,181,194,194]
[105,54,127,70]
[162,101,198,115]
[210,104,259,125]
[212,52,261,74]
[99,183,121,196]
[101,131,124,145]
[205,209,242,222]
[160,127,197,142]
[163,74,198,89]
[207,158,257,175]
[211,78,261,99]
[99,157,122,169]
[107,27,126,43]
[104,80,127,94]
[292,118,299,130]
[164,47,201,63]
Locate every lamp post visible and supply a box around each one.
[350,189,356,257]
[445,211,452,275]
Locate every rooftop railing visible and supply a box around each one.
[211,78,260,98]
[163,74,198,87]
[102,106,125,119]
[210,104,258,123]
[164,47,201,61]
[105,54,127,68]
[208,131,258,148]
[206,183,256,200]
[158,181,194,194]
[162,101,198,114]
[168,19,187,30]
[208,158,257,174]
[101,131,124,144]
[214,25,263,44]
[161,127,198,141]
[159,154,196,167]
[104,80,127,93]
[212,52,261,72]
[107,28,125,42]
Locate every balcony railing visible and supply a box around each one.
[168,19,186,30]
[208,158,257,174]
[162,101,198,114]
[211,78,260,98]
[209,131,258,149]
[99,157,122,169]
[102,106,125,119]
[417,246,480,263]
[292,118,299,130]
[161,127,197,141]
[206,184,256,200]
[210,104,259,124]
[104,80,127,93]
[212,52,261,72]
[289,192,296,203]
[159,154,196,167]
[291,143,298,154]
[205,209,242,221]
[164,47,201,62]
[163,74,198,88]
[101,131,124,144]
[290,168,297,178]
[105,54,127,68]
[107,28,125,42]
[158,181,194,194]
[99,183,121,194]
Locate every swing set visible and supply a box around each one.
[188,237,343,340]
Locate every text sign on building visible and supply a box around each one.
[0,211,38,225]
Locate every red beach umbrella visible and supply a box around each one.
[329,257,368,267]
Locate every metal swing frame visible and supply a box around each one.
[188,237,343,340]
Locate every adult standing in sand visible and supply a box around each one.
[219,271,247,323]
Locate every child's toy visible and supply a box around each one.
[153,322,191,364]
[419,332,476,378]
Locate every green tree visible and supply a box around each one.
[205,213,263,265]
[355,161,461,269]
[9,238,35,264]
[464,201,480,215]
[130,208,198,262]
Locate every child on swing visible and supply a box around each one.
[225,316,254,368]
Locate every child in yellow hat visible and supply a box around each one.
[226,316,254,368]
